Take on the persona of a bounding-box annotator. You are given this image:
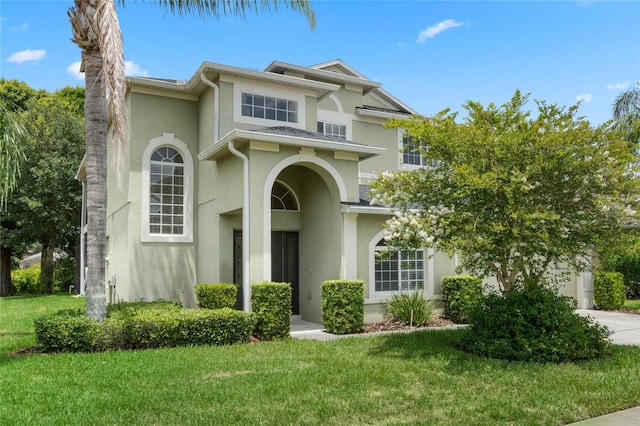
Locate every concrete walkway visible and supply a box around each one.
[576,309,640,346]
[291,311,640,425]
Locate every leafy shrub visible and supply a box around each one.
[599,247,640,298]
[593,272,626,310]
[195,283,238,310]
[441,275,483,323]
[34,308,99,352]
[385,291,434,326]
[54,255,76,292]
[321,280,364,334]
[11,266,41,294]
[460,288,612,363]
[101,308,255,350]
[107,300,182,319]
[35,303,254,353]
[251,282,291,341]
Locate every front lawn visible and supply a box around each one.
[624,299,640,313]
[1,295,639,425]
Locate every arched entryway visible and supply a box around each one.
[265,159,345,323]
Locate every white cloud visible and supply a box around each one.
[607,81,629,90]
[417,19,465,43]
[67,61,84,80]
[6,49,46,64]
[11,22,29,32]
[576,94,593,103]
[125,61,148,77]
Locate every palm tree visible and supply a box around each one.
[67,0,316,320]
[613,82,640,146]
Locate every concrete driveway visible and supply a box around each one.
[577,309,640,346]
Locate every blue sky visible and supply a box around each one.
[1,0,638,125]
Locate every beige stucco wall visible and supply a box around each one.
[106,91,199,306]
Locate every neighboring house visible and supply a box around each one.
[76,59,593,324]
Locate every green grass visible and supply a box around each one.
[624,299,640,312]
[1,295,640,425]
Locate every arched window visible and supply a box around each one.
[271,181,298,211]
[149,147,184,235]
[141,133,193,243]
[374,239,424,292]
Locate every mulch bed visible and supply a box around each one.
[362,317,455,333]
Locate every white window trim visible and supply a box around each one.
[317,109,352,141]
[400,131,439,170]
[141,133,194,243]
[233,79,306,129]
[366,229,434,303]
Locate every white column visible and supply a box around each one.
[342,212,358,279]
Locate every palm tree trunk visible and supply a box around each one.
[83,50,108,320]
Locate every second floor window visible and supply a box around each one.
[241,93,298,123]
[403,135,440,167]
[317,121,347,140]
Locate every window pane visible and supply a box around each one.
[265,109,276,120]
[277,110,287,121]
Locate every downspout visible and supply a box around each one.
[228,141,250,312]
[200,73,250,312]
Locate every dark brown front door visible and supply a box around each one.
[233,230,300,314]
[271,231,300,315]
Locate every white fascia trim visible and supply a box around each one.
[369,89,418,115]
[265,61,382,91]
[341,205,393,215]
[189,62,340,97]
[356,108,412,120]
[75,154,87,181]
[198,129,386,161]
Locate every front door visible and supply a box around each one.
[271,231,300,315]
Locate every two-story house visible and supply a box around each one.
[77,59,593,324]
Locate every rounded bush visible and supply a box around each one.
[385,291,434,326]
[11,266,41,294]
[441,275,483,323]
[459,288,612,363]
[321,280,364,334]
[593,272,626,310]
[251,282,291,341]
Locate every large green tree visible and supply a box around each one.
[17,89,85,293]
[67,0,316,320]
[0,80,43,297]
[371,91,639,294]
[0,83,85,296]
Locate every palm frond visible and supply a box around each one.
[613,83,640,121]
[97,0,128,184]
[0,103,26,208]
[125,0,315,28]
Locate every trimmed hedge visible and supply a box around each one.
[460,288,612,363]
[321,280,364,334]
[34,308,98,352]
[102,308,255,350]
[441,275,483,323]
[251,282,291,341]
[195,283,238,310]
[593,272,626,310]
[34,303,255,353]
[600,249,640,297]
